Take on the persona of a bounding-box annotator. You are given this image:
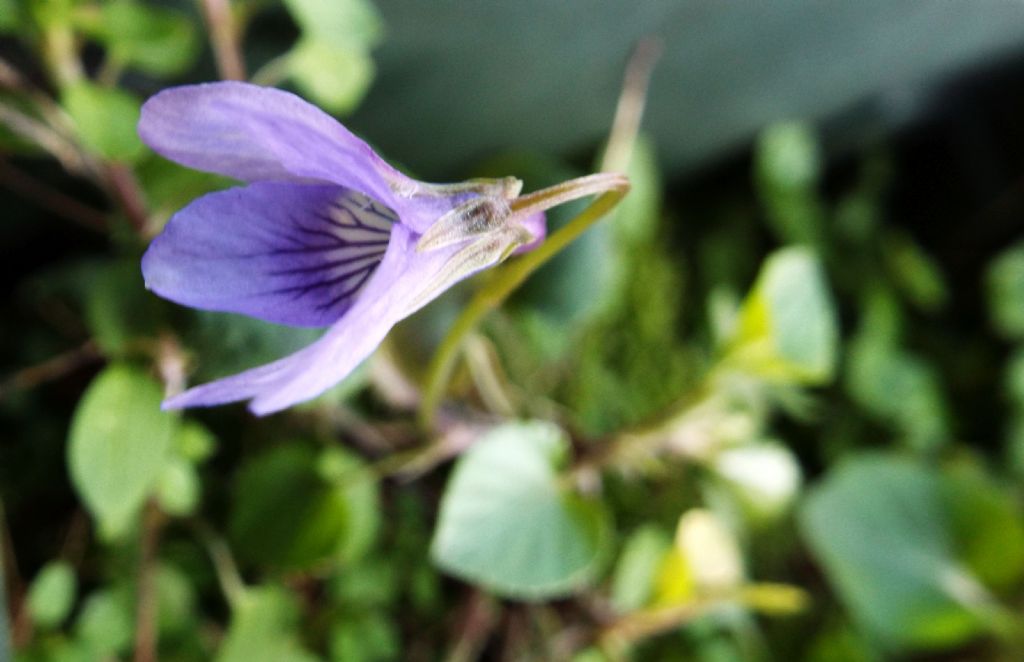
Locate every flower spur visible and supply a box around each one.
[140,81,622,415]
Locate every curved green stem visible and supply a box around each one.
[418,174,631,428]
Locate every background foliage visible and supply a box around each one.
[3,1,1024,660]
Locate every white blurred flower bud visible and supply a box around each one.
[712,442,802,523]
[675,509,744,593]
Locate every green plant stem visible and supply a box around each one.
[41,21,83,87]
[249,53,291,87]
[418,175,630,428]
[193,521,246,610]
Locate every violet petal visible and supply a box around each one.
[142,181,397,327]
[163,224,487,414]
[139,82,411,214]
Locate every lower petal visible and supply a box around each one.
[164,225,492,414]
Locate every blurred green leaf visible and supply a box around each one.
[1008,411,1024,480]
[800,456,992,651]
[805,620,881,662]
[155,457,200,517]
[230,444,379,570]
[565,250,691,434]
[26,561,76,629]
[317,447,380,563]
[156,563,198,638]
[610,525,671,614]
[61,82,143,162]
[29,0,75,29]
[882,230,948,313]
[940,465,1024,591]
[174,420,217,463]
[987,242,1024,339]
[288,37,375,115]
[835,193,881,249]
[84,258,161,355]
[758,123,821,188]
[74,588,134,658]
[572,649,613,662]
[75,0,198,77]
[1006,349,1024,411]
[728,247,838,384]
[607,135,662,248]
[283,0,382,45]
[330,560,398,608]
[599,134,669,320]
[216,587,319,662]
[846,328,948,453]
[431,421,610,599]
[68,364,176,539]
[187,312,320,382]
[755,122,824,246]
[0,0,21,32]
[408,563,441,615]
[282,0,381,114]
[136,156,233,226]
[329,611,398,662]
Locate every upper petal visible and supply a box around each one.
[163,223,507,414]
[138,82,409,212]
[142,181,397,327]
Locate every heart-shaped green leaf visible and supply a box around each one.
[431,421,609,599]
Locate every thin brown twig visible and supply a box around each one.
[104,163,151,236]
[0,102,89,175]
[133,501,163,662]
[445,589,498,662]
[0,55,81,141]
[0,341,102,401]
[198,0,247,81]
[0,156,107,231]
[58,511,91,569]
[0,57,25,89]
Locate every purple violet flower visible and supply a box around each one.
[140,82,546,415]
